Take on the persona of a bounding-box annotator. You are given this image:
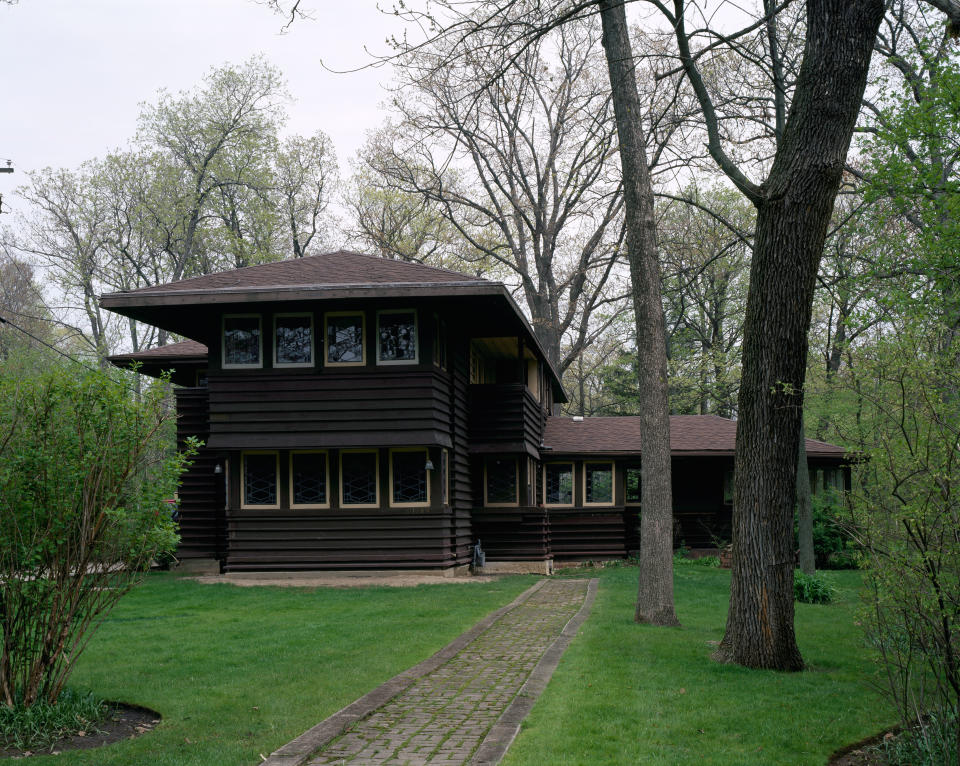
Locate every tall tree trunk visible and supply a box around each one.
[796,423,815,575]
[716,0,884,669]
[599,0,679,627]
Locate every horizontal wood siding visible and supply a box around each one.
[452,510,473,566]
[224,510,463,570]
[468,384,544,455]
[548,508,626,560]
[450,342,473,510]
[175,388,225,559]
[207,370,452,448]
[470,507,550,561]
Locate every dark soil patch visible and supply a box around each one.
[828,728,900,766]
[0,702,160,759]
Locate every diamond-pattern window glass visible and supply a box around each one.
[378,311,417,362]
[292,452,326,506]
[625,467,642,505]
[243,453,277,506]
[224,316,260,366]
[341,451,378,506]
[486,459,517,505]
[545,463,574,505]
[585,463,614,504]
[327,314,364,364]
[276,315,313,365]
[392,451,427,504]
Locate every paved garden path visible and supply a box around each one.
[262,578,597,766]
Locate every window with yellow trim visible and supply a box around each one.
[584,462,614,505]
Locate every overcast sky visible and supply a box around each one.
[0,0,406,214]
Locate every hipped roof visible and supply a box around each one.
[100,250,566,400]
[543,415,849,459]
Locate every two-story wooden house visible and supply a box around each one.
[103,250,850,574]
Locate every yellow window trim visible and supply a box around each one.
[289,450,330,509]
[274,312,315,368]
[583,460,616,507]
[222,313,262,369]
[388,447,431,508]
[240,450,280,509]
[543,461,576,508]
[339,448,380,509]
[324,311,366,367]
[376,309,419,366]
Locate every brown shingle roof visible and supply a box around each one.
[542,415,848,458]
[108,339,208,362]
[117,250,486,295]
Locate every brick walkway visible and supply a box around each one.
[263,578,596,766]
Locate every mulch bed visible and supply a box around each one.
[0,703,160,759]
[828,728,901,766]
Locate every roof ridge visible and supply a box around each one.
[335,249,493,283]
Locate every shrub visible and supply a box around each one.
[880,712,958,766]
[794,571,835,604]
[0,352,195,709]
[0,688,106,751]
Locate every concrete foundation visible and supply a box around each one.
[477,560,554,576]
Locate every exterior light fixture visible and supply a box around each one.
[424,459,435,471]
[214,464,223,475]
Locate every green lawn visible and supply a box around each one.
[28,567,888,766]
[31,573,537,766]
[505,566,891,766]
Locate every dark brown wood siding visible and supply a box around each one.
[224,509,465,570]
[548,509,626,560]
[174,388,225,560]
[205,370,453,449]
[470,507,551,561]
[468,384,544,457]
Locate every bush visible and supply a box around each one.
[794,571,835,604]
[0,688,106,751]
[880,712,958,766]
[0,351,195,709]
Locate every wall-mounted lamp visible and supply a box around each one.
[424,459,435,471]
[214,464,223,475]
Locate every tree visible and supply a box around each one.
[0,351,193,708]
[10,58,339,359]
[362,21,633,375]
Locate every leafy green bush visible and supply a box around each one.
[0,688,106,750]
[794,571,835,604]
[0,351,195,709]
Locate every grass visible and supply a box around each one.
[504,566,892,766]
[18,567,891,765]
[21,572,537,766]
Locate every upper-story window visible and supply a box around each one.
[223,314,261,368]
[377,310,418,364]
[275,313,314,367]
[325,312,365,366]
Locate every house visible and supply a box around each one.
[103,250,850,574]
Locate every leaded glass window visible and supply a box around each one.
[326,313,364,365]
[486,458,517,505]
[585,462,614,505]
[275,314,313,366]
[391,450,428,505]
[341,451,378,506]
[625,467,642,505]
[545,463,574,505]
[433,317,447,370]
[223,315,261,367]
[291,452,327,506]
[377,310,417,363]
[243,452,277,507]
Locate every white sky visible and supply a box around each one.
[0,0,406,213]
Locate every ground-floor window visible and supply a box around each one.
[340,450,380,508]
[544,462,574,506]
[584,461,614,505]
[241,451,280,508]
[290,451,329,508]
[390,448,429,506]
[485,457,518,506]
